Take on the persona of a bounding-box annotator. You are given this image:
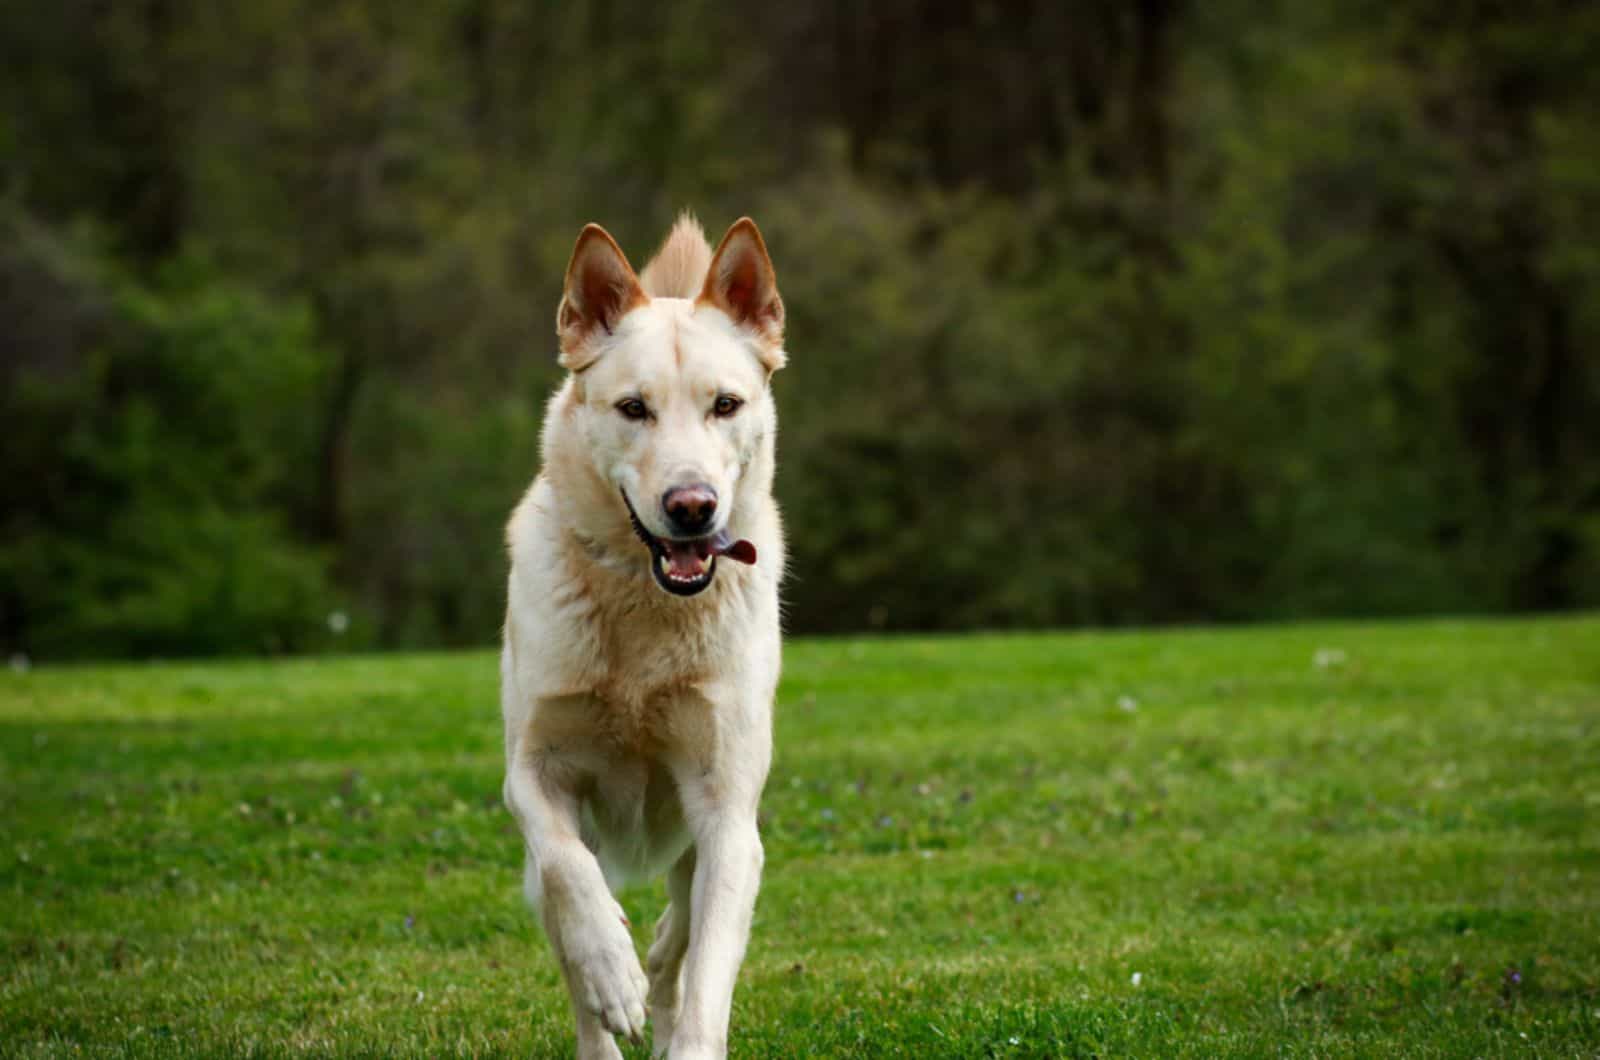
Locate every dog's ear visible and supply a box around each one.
[557,224,648,371]
[699,217,786,371]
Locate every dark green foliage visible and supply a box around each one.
[0,210,337,657]
[2,1,1598,655]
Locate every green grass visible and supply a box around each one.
[2,616,1598,1057]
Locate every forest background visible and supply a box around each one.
[4,0,1597,658]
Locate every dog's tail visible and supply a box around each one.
[639,211,713,299]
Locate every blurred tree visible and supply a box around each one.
[1,0,1595,655]
[0,207,336,656]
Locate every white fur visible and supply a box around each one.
[501,218,785,1059]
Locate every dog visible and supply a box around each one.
[500,213,787,1059]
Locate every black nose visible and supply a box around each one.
[662,483,717,535]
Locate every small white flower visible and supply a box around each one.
[8,653,30,674]
[1117,695,1138,713]
[1007,1037,1020,1046]
[1131,971,1142,986]
[327,610,350,635]
[1313,648,1347,669]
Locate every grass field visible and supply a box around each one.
[2,616,1597,1057]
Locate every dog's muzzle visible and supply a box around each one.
[621,490,757,597]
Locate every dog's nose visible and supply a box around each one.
[662,483,717,536]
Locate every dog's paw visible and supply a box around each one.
[565,913,648,1040]
[576,1038,625,1060]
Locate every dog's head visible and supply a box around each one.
[554,216,784,597]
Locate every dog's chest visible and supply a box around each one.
[587,592,738,693]
[532,631,720,766]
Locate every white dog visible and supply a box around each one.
[500,214,786,1059]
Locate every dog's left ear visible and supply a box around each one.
[558,224,648,371]
[699,217,786,372]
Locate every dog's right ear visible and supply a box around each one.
[699,218,785,372]
[557,224,648,371]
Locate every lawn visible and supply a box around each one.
[2,616,1597,1057]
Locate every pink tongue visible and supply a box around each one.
[663,534,757,575]
[666,542,704,578]
[710,532,757,566]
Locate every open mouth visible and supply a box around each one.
[621,491,758,597]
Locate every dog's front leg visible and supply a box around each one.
[667,771,767,1059]
[505,743,648,1059]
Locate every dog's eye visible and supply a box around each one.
[616,398,649,421]
[712,395,743,418]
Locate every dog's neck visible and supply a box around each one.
[548,474,642,579]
